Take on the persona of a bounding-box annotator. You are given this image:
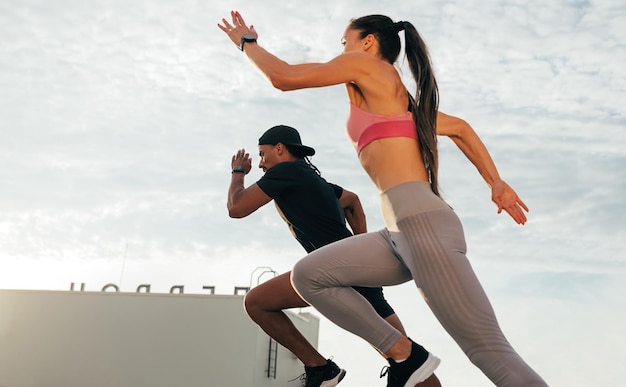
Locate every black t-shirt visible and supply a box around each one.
[256,159,352,253]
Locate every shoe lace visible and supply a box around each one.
[288,372,306,386]
[289,358,334,387]
[380,365,394,387]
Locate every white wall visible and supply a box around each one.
[0,290,319,387]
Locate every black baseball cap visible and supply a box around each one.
[258,125,315,156]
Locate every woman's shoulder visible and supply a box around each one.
[331,51,384,68]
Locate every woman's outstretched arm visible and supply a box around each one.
[218,11,370,90]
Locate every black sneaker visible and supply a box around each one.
[380,340,440,387]
[295,359,346,387]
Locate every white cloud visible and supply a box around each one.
[1,1,625,386]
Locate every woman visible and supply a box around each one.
[218,11,547,387]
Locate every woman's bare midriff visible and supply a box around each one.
[357,137,430,192]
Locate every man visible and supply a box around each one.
[227,125,436,387]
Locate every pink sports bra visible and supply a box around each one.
[346,103,417,154]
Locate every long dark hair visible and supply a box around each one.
[284,144,322,176]
[349,15,440,196]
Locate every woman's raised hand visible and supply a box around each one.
[217,11,258,49]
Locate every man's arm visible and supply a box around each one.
[227,149,272,218]
[338,189,367,234]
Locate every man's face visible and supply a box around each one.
[258,144,279,173]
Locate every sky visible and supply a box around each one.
[1,0,625,385]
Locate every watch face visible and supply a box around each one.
[240,34,257,51]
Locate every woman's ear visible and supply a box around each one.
[363,34,376,50]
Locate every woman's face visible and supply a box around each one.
[341,27,364,53]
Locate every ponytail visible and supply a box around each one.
[403,23,440,196]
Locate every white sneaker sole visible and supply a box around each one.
[403,353,440,387]
[319,368,346,387]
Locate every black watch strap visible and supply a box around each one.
[232,166,246,174]
[239,34,257,51]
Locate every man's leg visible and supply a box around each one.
[244,271,326,367]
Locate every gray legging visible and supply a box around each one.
[291,181,547,387]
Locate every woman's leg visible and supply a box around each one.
[352,286,407,335]
[292,230,442,386]
[292,230,414,353]
[383,312,407,336]
[393,208,547,386]
[244,271,327,366]
[249,264,441,386]
[244,271,408,365]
